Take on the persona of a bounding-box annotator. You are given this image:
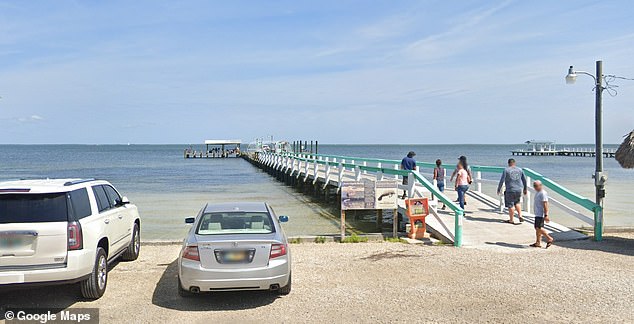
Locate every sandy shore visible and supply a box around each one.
[1,234,633,323]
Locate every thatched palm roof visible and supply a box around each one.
[615,130,634,168]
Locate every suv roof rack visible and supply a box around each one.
[64,179,96,186]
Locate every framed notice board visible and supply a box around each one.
[341,179,398,210]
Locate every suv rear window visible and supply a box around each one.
[0,193,69,224]
[196,212,275,235]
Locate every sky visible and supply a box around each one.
[0,0,633,144]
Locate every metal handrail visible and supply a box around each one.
[286,152,600,212]
[277,151,602,240]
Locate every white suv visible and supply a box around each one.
[0,179,141,299]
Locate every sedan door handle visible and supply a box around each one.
[104,219,110,224]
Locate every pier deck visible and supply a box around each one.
[425,189,586,248]
[250,152,595,247]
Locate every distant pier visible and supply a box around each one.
[511,140,615,158]
[511,148,616,157]
[184,139,241,158]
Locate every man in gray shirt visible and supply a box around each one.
[497,158,527,224]
[530,180,553,248]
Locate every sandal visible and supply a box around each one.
[518,216,524,222]
[503,220,515,224]
[546,240,553,249]
[529,243,541,248]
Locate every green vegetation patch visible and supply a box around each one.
[341,234,368,243]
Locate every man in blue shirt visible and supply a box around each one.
[401,151,417,199]
[497,158,527,224]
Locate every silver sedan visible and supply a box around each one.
[177,202,291,296]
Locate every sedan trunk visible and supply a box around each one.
[196,234,278,269]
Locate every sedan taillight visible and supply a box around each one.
[68,221,83,251]
[182,245,200,261]
[269,243,287,259]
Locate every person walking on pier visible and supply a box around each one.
[530,180,554,248]
[497,158,528,224]
[454,161,470,210]
[433,159,446,210]
[451,156,472,205]
[401,151,417,199]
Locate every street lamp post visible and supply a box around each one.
[566,60,607,241]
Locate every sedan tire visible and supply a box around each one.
[278,272,291,295]
[177,276,192,297]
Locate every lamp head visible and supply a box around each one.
[565,65,577,84]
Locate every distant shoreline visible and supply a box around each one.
[0,143,622,146]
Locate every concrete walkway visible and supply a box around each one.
[423,189,587,248]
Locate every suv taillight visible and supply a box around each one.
[182,245,200,261]
[269,243,287,259]
[68,221,83,251]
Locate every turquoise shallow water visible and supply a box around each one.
[0,144,631,239]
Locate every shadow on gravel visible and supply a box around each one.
[554,235,634,257]
[151,260,279,311]
[360,251,420,261]
[0,260,123,320]
[485,242,528,249]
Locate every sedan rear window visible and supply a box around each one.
[196,212,275,235]
[0,193,69,224]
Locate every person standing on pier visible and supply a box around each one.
[433,159,446,210]
[530,180,554,248]
[400,151,417,199]
[497,158,528,224]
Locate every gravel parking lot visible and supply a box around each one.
[1,234,633,323]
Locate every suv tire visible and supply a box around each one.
[278,272,291,295]
[122,223,140,261]
[80,247,108,299]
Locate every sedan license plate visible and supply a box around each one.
[214,249,255,264]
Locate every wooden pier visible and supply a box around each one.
[184,139,241,158]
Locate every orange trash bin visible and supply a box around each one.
[406,198,429,239]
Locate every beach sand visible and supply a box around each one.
[1,233,632,323]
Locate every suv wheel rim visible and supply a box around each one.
[134,228,140,254]
[97,255,107,290]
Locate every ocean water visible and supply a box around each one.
[0,144,631,240]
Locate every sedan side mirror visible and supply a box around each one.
[278,215,289,223]
[185,217,195,224]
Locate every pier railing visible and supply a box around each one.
[261,151,603,242]
[258,152,465,246]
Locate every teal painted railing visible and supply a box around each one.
[268,152,465,246]
[275,151,602,241]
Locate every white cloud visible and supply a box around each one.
[16,115,44,123]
